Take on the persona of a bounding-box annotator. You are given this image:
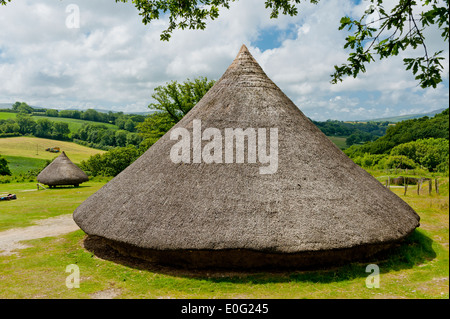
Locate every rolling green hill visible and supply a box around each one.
[0,112,17,120]
[31,115,118,133]
[0,136,106,166]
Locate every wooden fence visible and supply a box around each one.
[385,176,440,195]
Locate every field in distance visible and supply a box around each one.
[0,136,106,164]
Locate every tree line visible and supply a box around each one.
[0,102,147,149]
[5,101,147,130]
[311,119,389,147]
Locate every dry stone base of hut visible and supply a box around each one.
[95,235,408,270]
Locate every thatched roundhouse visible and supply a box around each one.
[37,151,89,188]
[73,45,419,269]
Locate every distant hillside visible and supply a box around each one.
[0,102,152,116]
[345,108,449,156]
[363,108,447,123]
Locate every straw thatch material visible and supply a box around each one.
[37,151,89,187]
[73,45,419,269]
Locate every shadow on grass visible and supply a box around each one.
[83,229,436,283]
[45,185,90,190]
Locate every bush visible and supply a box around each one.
[390,138,449,172]
[384,155,418,169]
[80,146,141,177]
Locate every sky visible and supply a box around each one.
[0,0,448,121]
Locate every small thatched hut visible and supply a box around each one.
[37,151,88,188]
[73,45,419,269]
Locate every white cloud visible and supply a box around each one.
[0,0,447,120]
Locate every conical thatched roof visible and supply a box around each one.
[73,45,419,269]
[37,151,89,187]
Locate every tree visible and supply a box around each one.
[80,146,141,177]
[45,109,59,117]
[137,111,176,141]
[115,130,128,147]
[150,77,215,122]
[17,103,34,114]
[82,109,101,122]
[384,155,417,169]
[390,137,449,171]
[124,119,136,132]
[52,122,71,140]
[16,113,36,135]
[35,118,54,138]
[137,77,215,149]
[332,0,449,89]
[0,156,11,176]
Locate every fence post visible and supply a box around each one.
[404,176,408,196]
[435,178,439,195]
[429,179,432,195]
[417,179,421,195]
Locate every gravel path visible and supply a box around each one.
[0,215,79,256]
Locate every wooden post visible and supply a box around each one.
[435,178,439,195]
[417,179,421,195]
[404,176,408,196]
[429,179,432,195]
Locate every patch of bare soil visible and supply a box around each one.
[0,215,79,256]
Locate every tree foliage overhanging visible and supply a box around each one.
[113,0,447,89]
[1,0,448,88]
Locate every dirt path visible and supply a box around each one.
[0,215,79,256]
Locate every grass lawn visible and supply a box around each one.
[0,176,448,299]
[0,112,17,120]
[2,155,48,175]
[0,136,106,164]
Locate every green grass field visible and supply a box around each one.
[0,112,17,120]
[0,175,448,299]
[327,136,347,149]
[0,136,106,164]
[2,155,48,175]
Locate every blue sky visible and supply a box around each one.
[0,0,448,121]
